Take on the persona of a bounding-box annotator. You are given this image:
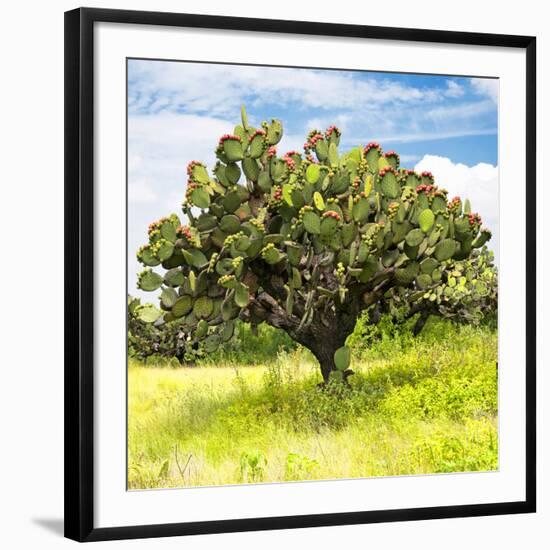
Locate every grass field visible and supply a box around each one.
[128,318,498,489]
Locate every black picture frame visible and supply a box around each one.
[65,7,537,543]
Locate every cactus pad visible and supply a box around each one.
[420,257,439,274]
[193,296,214,319]
[222,138,244,162]
[380,170,400,198]
[243,157,259,181]
[305,164,321,184]
[248,134,265,158]
[352,197,370,223]
[320,215,338,236]
[202,334,220,353]
[286,244,303,266]
[434,239,457,261]
[160,221,177,242]
[418,209,435,233]
[313,191,325,211]
[138,270,163,292]
[140,247,160,267]
[172,295,193,318]
[136,303,163,324]
[220,214,240,234]
[183,249,208,269]
[302,211,321,234]
[234,283,250,308]
[405,229,425,247]
[334,346,351,371]
[190,188,210,209]
[164,268,185,287]
[160,287,178,309]
[416,273,432,289]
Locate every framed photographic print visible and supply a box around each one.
[65,7,536,542]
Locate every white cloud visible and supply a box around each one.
[470,78,499,103]
[444,80,465,98]
[414,155,499,263]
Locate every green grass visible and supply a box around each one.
[128,318,498,489]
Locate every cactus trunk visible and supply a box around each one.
[309,339,345,383]
[288,312,357,384]
[412,310,430,336]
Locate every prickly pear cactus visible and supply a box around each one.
[379,246,498,336]
[128,296,204,364]
[135,107,493,382]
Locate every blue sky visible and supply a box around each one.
[127,59,499,299]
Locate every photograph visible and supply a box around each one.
[126,59,499,490]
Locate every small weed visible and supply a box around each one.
[239,451,267,483]
[285,453,319,481]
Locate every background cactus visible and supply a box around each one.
[374,246,498,337]
[128,296,204,364]
[135,107,494,382]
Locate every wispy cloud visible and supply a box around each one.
[129,61,479,117]
[369,128,497,145]
[425,99,495,122]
